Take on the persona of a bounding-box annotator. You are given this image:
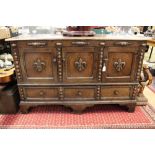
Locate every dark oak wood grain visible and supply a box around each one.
[9,38,148,113]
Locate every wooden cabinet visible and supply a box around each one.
[7,36,148,113]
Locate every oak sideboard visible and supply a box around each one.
[6,34,149,113]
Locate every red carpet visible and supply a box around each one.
[0,104,155,129]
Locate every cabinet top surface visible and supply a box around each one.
[6,34,151,41]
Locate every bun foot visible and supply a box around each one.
[66,104,94,113]
[20,105,31,114]
[127,103,136,112]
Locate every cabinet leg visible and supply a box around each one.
[127,103,136,112]
[20,105,31,114]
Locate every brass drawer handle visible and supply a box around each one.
[114,41,131,46]
[99,42,105,46]
[141,43,147,47]
[39,90,46,97]
[114,90,119,95]
[55,42,62,46]
[27,42,47,47]
[72,41,89,46]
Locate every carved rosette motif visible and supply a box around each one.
[11,42,23,81]
[74,57,87,72]
[33,58,46,72]
[56,42,63,82]
[113,59,126,72]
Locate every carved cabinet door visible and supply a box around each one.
[102,46,139,82]
[19,47,57,83]
[62,47,98,83]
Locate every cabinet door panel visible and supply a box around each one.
[102,47,138,82]
[19,48,57,83]
[63,47,98,83]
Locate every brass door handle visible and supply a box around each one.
[102,58,108,72]
[72,41,89,46]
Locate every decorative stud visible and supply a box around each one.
[98,49,104,81]
[59,87,64,100]
[96,86,101,100]
[11,43,17,47]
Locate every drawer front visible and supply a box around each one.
[23,87,58,100]
[101,86,132,100]
[64,87,95,100]
[60,40,99,47]
[17,40,100,47]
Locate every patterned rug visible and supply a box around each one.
[0,104,155,129]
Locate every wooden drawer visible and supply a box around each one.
[105,40,143,47]
[23,87,58,100]
[17,41,49,48]
[101,86,132,100]
[54,40,100,47]
[64,87,95,100]
[16,40,100,47]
